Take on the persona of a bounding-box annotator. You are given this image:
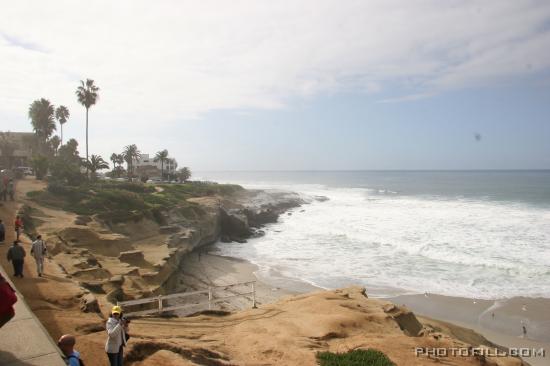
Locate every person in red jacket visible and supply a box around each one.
[14,216,23,240]
[0,273,17,328]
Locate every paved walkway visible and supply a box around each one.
[0,265,66,366]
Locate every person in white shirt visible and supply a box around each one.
[105,305,129,366]
[30,235,47,277]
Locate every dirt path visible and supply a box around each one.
[0,177,110,365]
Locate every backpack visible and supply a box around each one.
[68,355,84,366]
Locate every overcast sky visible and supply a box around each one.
[1,1,550,170]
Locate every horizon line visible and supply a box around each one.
[194,169,550,172]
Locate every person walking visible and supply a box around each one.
[7,179,14,201]
[14,216,22,240]
[1,176,8,202]
[58,334,83,366]
[0,219,5,243]
[0,273,17,328]
[31,235,47,277]
[1,182,6,202]
[7,240,26,277]
[105,305,129,366]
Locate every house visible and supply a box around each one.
[133,154,177,179]
[0,132,36,169]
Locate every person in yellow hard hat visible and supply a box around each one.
[105,305,129,366]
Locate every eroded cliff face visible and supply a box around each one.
[30,189,304,309]
[120,287,523,366]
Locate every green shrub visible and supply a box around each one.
[29,179,230,225]
[86,189,148,212]
[31,155,49,180]
[95,181,155,194]
[317,349,395,366]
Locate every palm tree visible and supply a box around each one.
[167,158,177,180]
[55,105,70,145]
[116,154,125,167]
[154,149,169,180]
[49,136,61,155]
[85,154,109,180]
[110,153,125,177]
[75,79,100,173]
[110,153,118,171]
[28,98,56,151]
[123,144,140,180]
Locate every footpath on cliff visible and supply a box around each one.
[0,177,531,366]
[0,179,67,366]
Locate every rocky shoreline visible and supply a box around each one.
[220,189,306,242]
[22,185,306,312]
[2,178,540,366]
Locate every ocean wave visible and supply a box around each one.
[215,181,550,299]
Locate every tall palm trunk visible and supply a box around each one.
[85,107,89,175]
[161,160,164,180]
[60,124,63,146]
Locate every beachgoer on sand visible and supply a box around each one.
[7,240,26,278]
[0,273,17,328]
[14,216,23,240]
[105,305,130,366]
[0,219,5,243]
[58,334,83,366]
[31,235,47,277]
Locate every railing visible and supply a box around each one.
[118,281,256,317]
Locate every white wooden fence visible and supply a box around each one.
[117,281,256,317]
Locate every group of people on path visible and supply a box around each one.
[0,215,23,242]
[4,229,48,278]
[1,236,130,365]
[1,198,130,365]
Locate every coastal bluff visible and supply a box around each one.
[107,287,525,366]
[21,181,304,306]
[3,179,528,366]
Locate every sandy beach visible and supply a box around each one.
[173,245,319,311]
[193,245,549,366]
[390,293,550,366]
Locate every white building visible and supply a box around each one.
[133,154,177,179]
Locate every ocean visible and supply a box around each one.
[196,171,550,299]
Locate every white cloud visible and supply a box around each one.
[0,0,549,163]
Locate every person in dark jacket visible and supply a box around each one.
[0,219,5,243]
[7,240,26,277]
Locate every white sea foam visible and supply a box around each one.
[214,180,550,299]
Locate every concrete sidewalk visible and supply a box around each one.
[0,265,66,366]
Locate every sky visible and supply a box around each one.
[1,0,550,170]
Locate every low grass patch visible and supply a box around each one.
[317,349,395,366]
[27,180,242,224]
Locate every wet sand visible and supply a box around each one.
[390,293,550,366]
